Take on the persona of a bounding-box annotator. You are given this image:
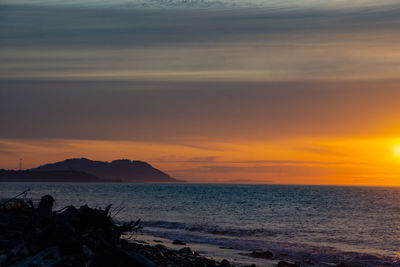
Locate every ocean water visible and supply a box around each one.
[1,183,400,265]
[3,0,398,9]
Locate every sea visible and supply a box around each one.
[1,183,400,266]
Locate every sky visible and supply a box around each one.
[1,0,400,185]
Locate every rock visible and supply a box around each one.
[336,264,356,267]
[12,244,30,258]
[172,239,186,245]
[277,261,299,267]
[26,235,48,255]
[179,247,199,256]
[0,254,7,265]
[155,251,166,258]
[153,240,163,243]
[195,258,209,267]
[82,244,94,258]
[91,245,155,267]
[10,247,62,267]
[3,244,31,266]
[305,259,315,265]
[128,251,157,267]
[220,259,232,267]
[193,257,218,267]
[251,250,274,259]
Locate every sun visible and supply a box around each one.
[392,145,400,157]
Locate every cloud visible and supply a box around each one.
[168,163,340,183]
[0,143,14,155]
[2,3,400,49]
[154,157,341,166]
[222,178,274,184]
[1,79,400,141]
[293,146,346,157]
[228,160,341,165]
[182,156,219,163]
[1,2,400,82]
[193,164,330,174]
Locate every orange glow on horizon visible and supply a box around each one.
[1,136,400,186]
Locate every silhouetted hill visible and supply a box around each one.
[31,158,181,183]
[0,169,100,182]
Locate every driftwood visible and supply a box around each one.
[0,194,148,267]
[115,218,142,237]
[0,189,30,210]
[0,194,236,267]
[36,194,54,218]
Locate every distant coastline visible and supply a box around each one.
[0,158,184,183]
[0,169,103,183]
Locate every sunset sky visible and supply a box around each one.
[1,0,400,185]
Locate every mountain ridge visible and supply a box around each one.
[30,158,181,183]
[0,158,183,183]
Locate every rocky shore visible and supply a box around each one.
[0,195,258,267]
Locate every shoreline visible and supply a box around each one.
[129,230,398,267]
[124,234,276,267]
[1,188,399,267]
[0,195,264,267]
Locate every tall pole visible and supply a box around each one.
[19,158,22,171]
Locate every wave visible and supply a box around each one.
[142,220,279,238]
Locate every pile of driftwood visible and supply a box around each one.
[0,193,152,266]
[0,193,243,267]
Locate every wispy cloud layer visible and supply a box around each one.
[1,2,400,81]
[1,79,400,141]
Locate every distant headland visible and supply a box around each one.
[0,158,183,183]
